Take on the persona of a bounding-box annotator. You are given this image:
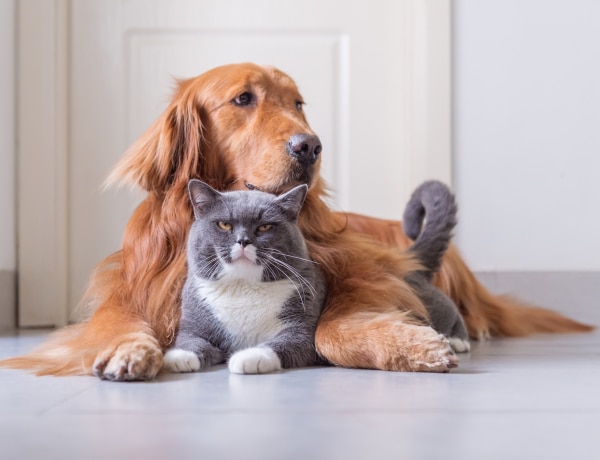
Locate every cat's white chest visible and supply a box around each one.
[195,274,295,351]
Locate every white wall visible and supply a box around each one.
[453,0,600,272]
[0,0,16,273]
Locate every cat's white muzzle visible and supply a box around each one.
[221,243,263,282]
[230,243,257,264]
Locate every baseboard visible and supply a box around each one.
[474,271,600,326]
[0,269,16,330]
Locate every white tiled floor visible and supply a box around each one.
[2,322,599,460]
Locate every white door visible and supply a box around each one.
[18,0,451,326]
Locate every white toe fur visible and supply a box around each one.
[163,348,201,373]
[228,347,282,374]
[448,337,471,353]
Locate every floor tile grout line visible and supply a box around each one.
[36,381,102,416]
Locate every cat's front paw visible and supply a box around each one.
[228,347,282,374]
[163,348,201,373]
[448,337,471,353]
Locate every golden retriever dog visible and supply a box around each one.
[1,63,592,380]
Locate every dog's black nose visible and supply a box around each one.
[287,134,322,166]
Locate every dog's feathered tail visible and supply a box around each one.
[340,185,595,339]
[435,245,595,338]
[0,324,94,376]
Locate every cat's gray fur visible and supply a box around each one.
[403,180,470,352]
[163,180,325,374]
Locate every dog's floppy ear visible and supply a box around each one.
[105,80,204,193]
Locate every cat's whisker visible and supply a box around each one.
[263,263,279,285]
[274,267,306,309]
[259,253,308,293]
[265,248,320,265]
[262,254,318,299]
[198,255,220,268]
[263,259,307,311]
[262,253,306,281]
[194,254,223,280]
[275,265,316,299]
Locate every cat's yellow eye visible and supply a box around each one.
[257,224,272,232]
[218,222,232,231]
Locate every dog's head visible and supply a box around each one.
[108,63,322,195]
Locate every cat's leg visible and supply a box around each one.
[163,333,225,373]
[421,285,471,354]
[267,327,317,369]
[448,315,471,353]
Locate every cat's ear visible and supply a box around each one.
[275,184,308,220]
[188,179,221,218]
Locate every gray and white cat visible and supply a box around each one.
[163,180,325,375]
[403,180,471,352]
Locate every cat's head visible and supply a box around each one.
[187,180,308,281]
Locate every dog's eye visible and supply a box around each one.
[232,92,255,106]
[295,100,303,112]
[257,224,273,233]
[218,222,232,231]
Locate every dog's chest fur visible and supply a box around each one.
[195,275,295,351]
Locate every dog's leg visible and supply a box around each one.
[87,305,163,381]
[315,307,458,372]
[92,332,163,381]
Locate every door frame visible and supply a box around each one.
[18,0,69,326]
[17,0,451,327]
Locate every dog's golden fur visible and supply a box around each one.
[1,63,592,379]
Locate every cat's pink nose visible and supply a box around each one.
[237,237,251,248]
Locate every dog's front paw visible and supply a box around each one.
[409,328,459,372]
[378,324,459,372]
[163,349,201,373]
[92,332,163,381]
[228,347,282,374]
[414,334,458,372]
